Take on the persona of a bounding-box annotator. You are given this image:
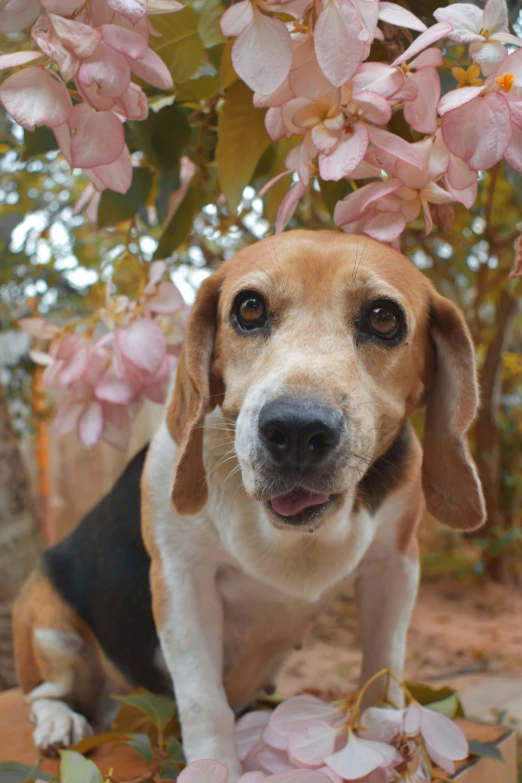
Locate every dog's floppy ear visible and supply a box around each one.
[166,270,224,515]
[422,293,486,531]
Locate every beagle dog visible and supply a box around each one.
[13,231,485,777]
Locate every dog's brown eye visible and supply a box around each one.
[365,301,402,341]
[233,291,268,332]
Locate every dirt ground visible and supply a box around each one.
[278,579,522,700]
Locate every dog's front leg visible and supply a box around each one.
[354,519,420,709]
[154,559,242,780]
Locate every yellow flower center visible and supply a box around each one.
[480,28,491,38]
[452,63,483,88]
[495,73,515,92]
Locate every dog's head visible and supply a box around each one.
[167,230,485,532]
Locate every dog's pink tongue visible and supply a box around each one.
[271,490,330,517]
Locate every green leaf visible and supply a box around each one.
[128,105,191,171]
[98,167,152,227]
[197,0,225,49]
[153,177,199,259]
[468,739,504,762]
[220,39,238,89]
[21,127,58,160]
[128,733,154,764]
[59,750,104,783]
[425,693,459,718]
[0,762,52,783]
[156,169,181,223]
[151,7,204,84]
[176,75,220,104]
[72,732,132,754]
[216,80,271,211]
[406,683,465,718]
[166,737,185,763]
[159,762,182,780]
[113,692,177,730]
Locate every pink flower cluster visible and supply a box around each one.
[0,0,181,193]
[19,261,188,449]
[233,694,468,782]
[221,0,522,244]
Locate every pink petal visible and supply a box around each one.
[275,181,307,232]
[105,0,146,23]
[115,82,148,121]
[318,123,369,180]
[58,342,89,386]
[289,38,333,100]
[147,280,184,313]
[220,0,253,36]
[53,402,83,435]
[130,47,172,89]
[238,775,266,783]
[317,767,342,783]
[40,0,81,13]
[433,4,483,42]
[49,14,101,58]
[353,91,391,124]
[441,91,511,169]
[116,318,166,375]
[403,68,440,134]
[77,400,104,448]
[69,104,124,168]
[392,21,452,66]
[248,744,296,774]
[422,180,454,205]
[18,317,61,339]
[102,23,148,59]
[96,366,136,404]
[438,85,485,115]
[334,179,401,226]
[263,724,287,751]
[352,62,404,97]
[269,696,343,739]
[91,144,132,193]
[178,760,229,783]
[504,122,522,172]
[419,706,468,761]
[324,733,396,781]
[232,8,292,94]
[101,404,131,451]
[445,177,477,208]
[409,47,444,69]
[269,774,332,783]
[360,708,403,743]
[470,39,508,76]
[145,259,167,289]
[364,209,406,242]
[0,50,43,69]
[314,0,366,86]
[0,0,39,32]
[29,349,54,366]
[367,125,423,167]
[78,41,130,98]
[236,711,271,761]
[425,744,455,775]
[483,0,508,36]
[378,1,426,31]
[288,722,340,768]
[403,704,422,736]
[0,67,72,130]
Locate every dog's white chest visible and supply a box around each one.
[217,566,325,709]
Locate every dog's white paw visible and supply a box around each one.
[30,698,93,755]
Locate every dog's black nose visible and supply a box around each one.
[259,397,342,469]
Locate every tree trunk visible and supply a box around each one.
[474,290,519,583]
[0,384,41,690]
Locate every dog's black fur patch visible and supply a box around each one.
[42,446,170,695]
[356,422,412,514]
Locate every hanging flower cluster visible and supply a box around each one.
[0,0,180,194]
[18,261,188,449]
[221,0,522,244]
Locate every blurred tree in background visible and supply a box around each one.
[0,0,521,596]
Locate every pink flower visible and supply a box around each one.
[0,0,40,33]
[0,66,72,130]
[220,0,293,94]
[178,759,331,783]
[397,48,443,135]
[435,0,522,76]
[439,48,522,172]
[403,704,468,775]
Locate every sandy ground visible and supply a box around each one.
[278,579,522,700]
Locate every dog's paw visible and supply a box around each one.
[30,698,93,756]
